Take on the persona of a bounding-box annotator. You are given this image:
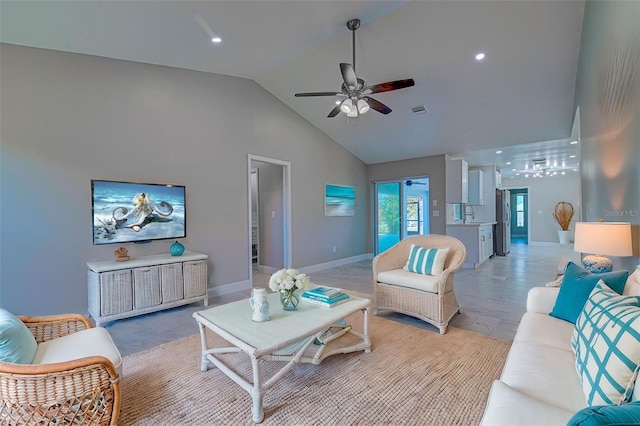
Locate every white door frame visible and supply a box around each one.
[247,154,292,284]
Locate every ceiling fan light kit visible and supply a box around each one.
[295,18,415,119]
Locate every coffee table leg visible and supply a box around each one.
[197,322,210,371]
[250,357,265,423]
[364,306,371,353]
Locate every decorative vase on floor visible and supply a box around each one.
[280,290,299,311]
[557,230,571,244]
[170,241,185,256]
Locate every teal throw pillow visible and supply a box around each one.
[568,401,640,425]
[0,309,37,364]
[571,281,640,405]
[550,261,628,323]
[403,244,449,276]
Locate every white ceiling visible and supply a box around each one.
[0,0,586,176]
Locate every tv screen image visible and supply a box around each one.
[92,180,186,245]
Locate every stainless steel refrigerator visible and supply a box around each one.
[495,189,511,256]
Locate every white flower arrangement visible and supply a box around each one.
[268,268,310,293]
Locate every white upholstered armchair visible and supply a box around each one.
[373,234,466,334]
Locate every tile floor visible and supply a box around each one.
[106,241,580,356]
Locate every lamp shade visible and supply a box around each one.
[574,222,633,257]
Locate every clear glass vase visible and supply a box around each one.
[280,290,299,311]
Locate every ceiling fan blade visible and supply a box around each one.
[363,96,392,115]
[367,79,415,94]
[340,63,358,89]
[327,105,342,118]
[295,92,341,97]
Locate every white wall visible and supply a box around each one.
[504,173,581,243]
[0,44,368,315]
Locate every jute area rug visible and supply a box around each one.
[120,314,511,425]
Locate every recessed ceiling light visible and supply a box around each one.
[475,52,486,61]
[516,173,520,176]
[506,161,511,165]
[496,150,502,154]
[511,168,516,172]
[570,155,576,158]
[211,37,222,43]
[570,140,578,145]
[562,171,566,175]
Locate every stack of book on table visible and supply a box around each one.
[301,286,349,308]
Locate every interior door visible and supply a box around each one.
[374,181,402,254]
[510,188,528,243]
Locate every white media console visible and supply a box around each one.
[87,251,208,326]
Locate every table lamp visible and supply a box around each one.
[574,221,633,273]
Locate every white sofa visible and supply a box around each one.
[481,266,640,425]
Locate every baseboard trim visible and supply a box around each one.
[298,253,373,274]
[528,241,573,246]
[208,279,251,297]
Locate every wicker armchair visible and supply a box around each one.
[0,313,121,425]
[373,234,466,334]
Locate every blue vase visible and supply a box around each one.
[170,241,185,256]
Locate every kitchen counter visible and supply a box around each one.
[446,222,496,227]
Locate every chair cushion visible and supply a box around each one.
[0,309,37,364]
[377,269,441,293]
[567,401,640,426]
[550,261,628,324]
[571,280,640,406]
[403,244,449,276]
[32,327,123,377]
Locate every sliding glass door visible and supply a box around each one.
[375,182,402,254]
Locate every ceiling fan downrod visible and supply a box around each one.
[346,18,360,73]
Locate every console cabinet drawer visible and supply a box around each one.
[99,270,133,316]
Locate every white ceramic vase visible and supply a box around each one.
[558,230,571,244]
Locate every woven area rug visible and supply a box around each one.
[120,314,511,425]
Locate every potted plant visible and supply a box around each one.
[553,201,575,244]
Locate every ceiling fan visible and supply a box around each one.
[295,18,415,118]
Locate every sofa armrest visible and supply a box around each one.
[526,287,560,314]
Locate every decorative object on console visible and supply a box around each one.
[114,246,130,262]
[574,220,632,273]
[170,241,185,256]
[550,261,628,324]
[553,201,575,244]
[268,268,309,311]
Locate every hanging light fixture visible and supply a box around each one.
[340,99,354,114]
[357,99,370,114]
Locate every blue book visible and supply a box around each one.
[301,294,349,308]
[303,286,344,300]
[301,292,349,304]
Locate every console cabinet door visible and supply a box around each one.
[184,260,207,298]
[133,266,162,308]
[100,270,133,315]
[161,263,184,303]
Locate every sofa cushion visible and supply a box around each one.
[515,311,574,352]
[567,401,640,425]
[377,269,441,293]
[572,280,640,406]
[481,380,575,426]
[403,244,449,276]
[501,341,587,412]
[32,327,123,377]
[0,309,38,364]
[550,262,628,324]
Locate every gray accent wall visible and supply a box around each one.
[0,44,368,315]
[573,0,640,271]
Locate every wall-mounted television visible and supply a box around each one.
[91,180,186,245]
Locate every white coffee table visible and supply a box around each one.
[192,292,371,423]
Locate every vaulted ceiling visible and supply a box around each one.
[1,1,586,175]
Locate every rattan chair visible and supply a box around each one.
[0,313,121,425]
[373,234,466,334]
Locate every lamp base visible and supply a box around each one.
[582,254,613,273]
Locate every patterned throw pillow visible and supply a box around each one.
[571,280,640,406]
[403,244,449,276]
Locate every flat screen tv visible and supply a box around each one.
[91,180,186,245]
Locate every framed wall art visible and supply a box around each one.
[325,184,355,216]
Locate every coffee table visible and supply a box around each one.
[192,292,371,423]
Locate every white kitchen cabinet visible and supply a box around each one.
[468,169,484,205]
[495,171,502,189]
[446,158,468,203]
[446,223,495,268]
[87,251,208,326]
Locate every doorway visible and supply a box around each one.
[373,177,430,254]
[247,155,291,285]
[509,188,529,244]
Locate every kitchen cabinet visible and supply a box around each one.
[446,158,468,203]
[468,169,484,205]
[446,223,495,268]
[495,171,502,189]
